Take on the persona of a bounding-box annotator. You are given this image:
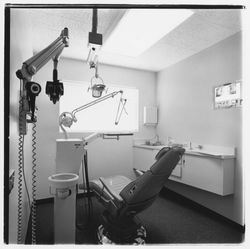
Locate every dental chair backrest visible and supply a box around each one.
[119,147,185,216]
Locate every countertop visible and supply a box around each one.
[133,144,236,159]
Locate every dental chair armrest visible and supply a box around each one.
[99,177,123,202]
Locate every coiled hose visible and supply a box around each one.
[17,88,38,244]
[17,133,24,243]
[31,122,37,244]
[17,92,24,243]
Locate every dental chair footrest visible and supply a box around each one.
[97,211,146,244]
[90,175,132,202]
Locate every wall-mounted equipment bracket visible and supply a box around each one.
[16,28,69,134]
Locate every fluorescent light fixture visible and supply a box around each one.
[103,9,193,57]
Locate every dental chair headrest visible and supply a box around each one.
[155,147,171,161]
[151,146,185,175]
[155,146,185,161]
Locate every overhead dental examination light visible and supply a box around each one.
[88,62,106,98]
[59,90,127,139]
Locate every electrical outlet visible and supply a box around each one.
[9,169,15,194]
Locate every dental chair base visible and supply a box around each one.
[97,210,146,244]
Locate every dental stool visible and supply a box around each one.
[90,146,185,244]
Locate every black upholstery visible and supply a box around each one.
[90,146,185,243]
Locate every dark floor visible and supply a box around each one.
[26,192,244,244]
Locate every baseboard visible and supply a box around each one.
[160,187,245,233]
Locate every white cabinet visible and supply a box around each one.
[133,146,235,196]
[169,154,234,196]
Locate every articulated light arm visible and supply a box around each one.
[59,90,127,139]
[16,27,69,82]
[72,90,122,117]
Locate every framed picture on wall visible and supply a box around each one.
[214,81,242,109]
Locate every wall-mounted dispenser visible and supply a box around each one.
[143,106,158,126]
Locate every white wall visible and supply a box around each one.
[156,32,243,225]
[9,9,34,243]
[33,58,156,199]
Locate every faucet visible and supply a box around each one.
[153,134,161,145]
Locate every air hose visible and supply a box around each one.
[17,92,25,243]
[31,122,37,244]
[17,85,38,244]
[17,133,24,243]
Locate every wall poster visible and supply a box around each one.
[214,81,242,109]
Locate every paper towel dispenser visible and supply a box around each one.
[143,106,158,126]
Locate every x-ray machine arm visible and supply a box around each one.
[16,27,69,134]
[16,27,69,82]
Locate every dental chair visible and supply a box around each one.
[90,146,185,244]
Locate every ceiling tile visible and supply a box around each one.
[195,9,242,30]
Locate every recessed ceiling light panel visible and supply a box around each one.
[103,9,193,57]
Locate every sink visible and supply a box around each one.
[48,173,79,189]
[150,142,163,146]
[139,144,166,150]
[169,143,184,147]
[144,141,164,146]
